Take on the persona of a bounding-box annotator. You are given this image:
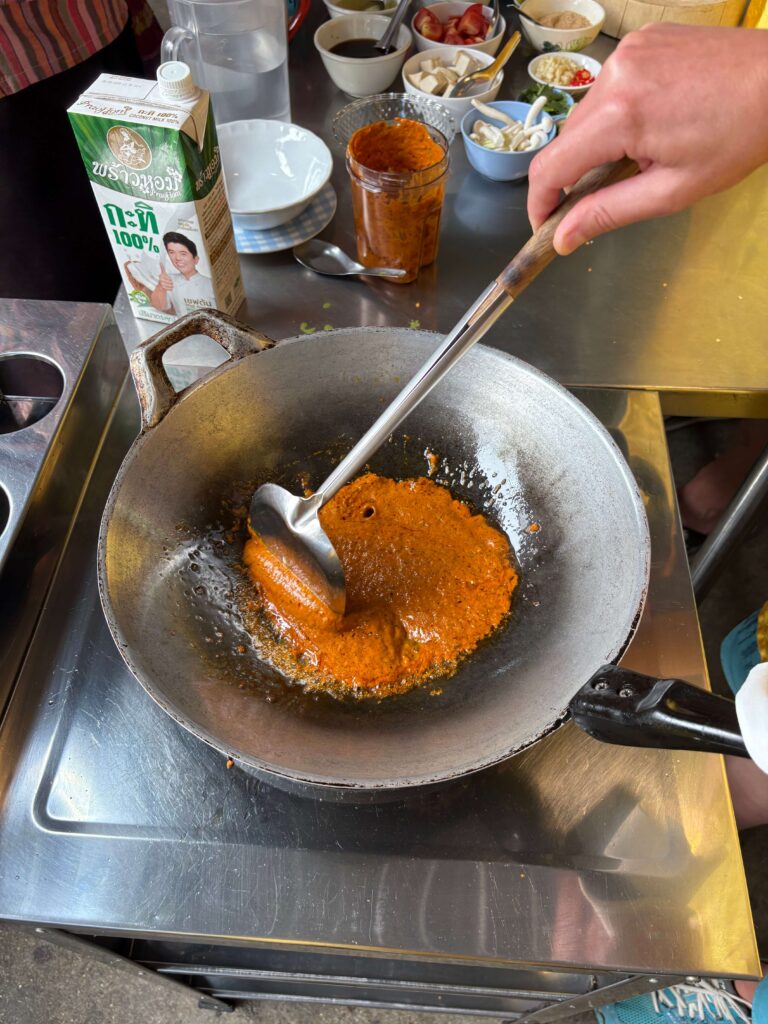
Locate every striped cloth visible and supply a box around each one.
[0,0,129,96]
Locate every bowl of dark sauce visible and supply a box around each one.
[314,13,413,96]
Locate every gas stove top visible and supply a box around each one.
[0,307,757,1016]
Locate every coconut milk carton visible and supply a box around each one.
[68,62,244,324]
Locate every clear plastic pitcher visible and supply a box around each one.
[162,0,293,125]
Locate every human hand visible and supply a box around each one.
[527,24,768,255]
[157,260,173,291]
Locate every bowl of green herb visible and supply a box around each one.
[517,83,573,123]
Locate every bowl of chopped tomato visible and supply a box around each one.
[411,2,505,56]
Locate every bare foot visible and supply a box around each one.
[678,421,768,535]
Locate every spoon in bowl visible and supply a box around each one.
[451,30,520,99]
[375,0,412,53]
[509,0,548,27]
[293,239,407,279]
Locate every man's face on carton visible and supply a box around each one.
[166,242,198,278]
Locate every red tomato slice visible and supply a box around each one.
[414,7,440,29]
[457,3,487,37]
[444,27,465,43]
[464,33,485,41]
[414,9,445,39]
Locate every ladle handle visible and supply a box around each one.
[570,665,748,757]
[498,157,638,298]
[131,309,274,430]
[313,159,638,508]
[376,0,411,51]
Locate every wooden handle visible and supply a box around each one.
[498,158,638,298]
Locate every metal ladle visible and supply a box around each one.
[293,239,407,280]
[249,159,638,616]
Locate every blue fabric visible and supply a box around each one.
[752,976,768,1024]
[595,985,750,1024]
[721,610,761,695]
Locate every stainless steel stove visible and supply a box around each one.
[0,301,757,1017]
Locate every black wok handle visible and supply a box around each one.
[570,665,748,757]
[130,309,274,430]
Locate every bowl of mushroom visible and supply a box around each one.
[460,97,556,181]
[402,47,503,118]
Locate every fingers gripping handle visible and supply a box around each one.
[130,309,274,430]
[497,158,638,299]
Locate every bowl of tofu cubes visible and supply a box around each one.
[402,47,503,117]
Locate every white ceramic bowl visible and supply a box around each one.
[527,51,601,95]
[411,3,506,56]
[218,121,333,230]
[323,0,396,16]
[401,47,502,118]
[314,15,412,97]
[518,0,604,51]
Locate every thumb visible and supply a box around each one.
[553,164,693,255]
[160,259,166,273]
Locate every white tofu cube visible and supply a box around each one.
[418,73,440,95]
[453,51,473,77]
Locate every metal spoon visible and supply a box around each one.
[487,0,500,37]
[451,31,520,99]
[509,0,548,27]
[334,0,387,9]
[375,0,411,53]
[251,159,638,616]
[293,240,407,279]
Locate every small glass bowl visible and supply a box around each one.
[332,92,457,151]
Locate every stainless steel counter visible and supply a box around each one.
[115,12,768,415]
[0,331,758,1006]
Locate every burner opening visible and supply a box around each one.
[0,355,64,434]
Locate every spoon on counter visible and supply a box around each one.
[251,159,639,617]
[451,30,521,98]
[293,239,408,280]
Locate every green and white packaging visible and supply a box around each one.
[68,62,244,324]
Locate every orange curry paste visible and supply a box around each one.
[348,118,445,173]
[347,119,449,284]
[243,474,518,696]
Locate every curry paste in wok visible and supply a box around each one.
[244,473,518,697]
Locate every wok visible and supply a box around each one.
[98,311,747,798]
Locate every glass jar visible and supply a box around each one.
[346,122,450,285]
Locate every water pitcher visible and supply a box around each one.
[162,0,291,125]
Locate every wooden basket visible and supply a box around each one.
[601,0,747,37]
